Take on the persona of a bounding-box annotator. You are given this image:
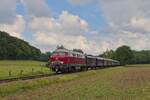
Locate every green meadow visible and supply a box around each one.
[0,60,51,80]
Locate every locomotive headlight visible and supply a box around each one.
[60,61,64,64]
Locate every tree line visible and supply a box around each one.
[100,45,150,65]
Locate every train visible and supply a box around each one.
[50,49,120,73]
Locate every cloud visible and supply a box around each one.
[29,9,150,54]
[0,15,25,38]
[99,0,150,32]
[28,11,102,54]
[68,0,94,5]
[96,0,150,51]
[34,32,97,53]
[67,0,150,52]
[130,17,150,33]
[21,0,50,17]
[29,11,89,35]
[0,0,17,24]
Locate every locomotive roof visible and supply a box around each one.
[54,49,69,53]
[54,49,84,55]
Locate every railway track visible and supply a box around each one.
[0,73,57,84]
[0,67,115,84]
[0,69,87,84]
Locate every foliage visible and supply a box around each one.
[38,52,52,61]
[0,31,41,60]
[100,45,150,65]
[100,49,115,59]
[73,49,84,54]
[56,45,66,49]
[115,45,133,65]
[131,50,150,64]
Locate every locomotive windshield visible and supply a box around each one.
[52,52,68,56]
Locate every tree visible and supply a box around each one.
[100,49,115,59]
[99,45,150,64]
[56,45,66,49]
[131,50,150,64]
[73,49,84,54]
[39,52,51,61]
[115,45,133,65]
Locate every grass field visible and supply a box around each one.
[0,64,150,100]
[0,60,51,80]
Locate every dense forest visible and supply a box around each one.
[0,31,41,60]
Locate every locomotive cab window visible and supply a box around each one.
[52,52,68,56]
[72,53,77,57]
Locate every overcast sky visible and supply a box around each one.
[0,0,150,54]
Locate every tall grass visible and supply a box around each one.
[0,60,51,80]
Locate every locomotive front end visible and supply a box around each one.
[50,49,69,72]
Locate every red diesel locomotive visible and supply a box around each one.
[50,49,120,73]
[50,49,86,72]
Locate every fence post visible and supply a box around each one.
[32,68,34,75]
[9,70,12,77]
[20,70,23,76]
[41,67,43,73]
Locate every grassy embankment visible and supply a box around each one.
[0,60,51,80]
[0,64,150,99]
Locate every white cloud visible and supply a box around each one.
[97,0,150,51]
[68,0,94,5]
[28,11,101,54]
[99,0,150,32]
[29,8,150,54]
[21,0,50,17]
[29,11,89,35]
[67,0,150,52]
[34,32,101,54]
[130,17,150,32]
[0,0,17,23]
[0,15,25,38]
